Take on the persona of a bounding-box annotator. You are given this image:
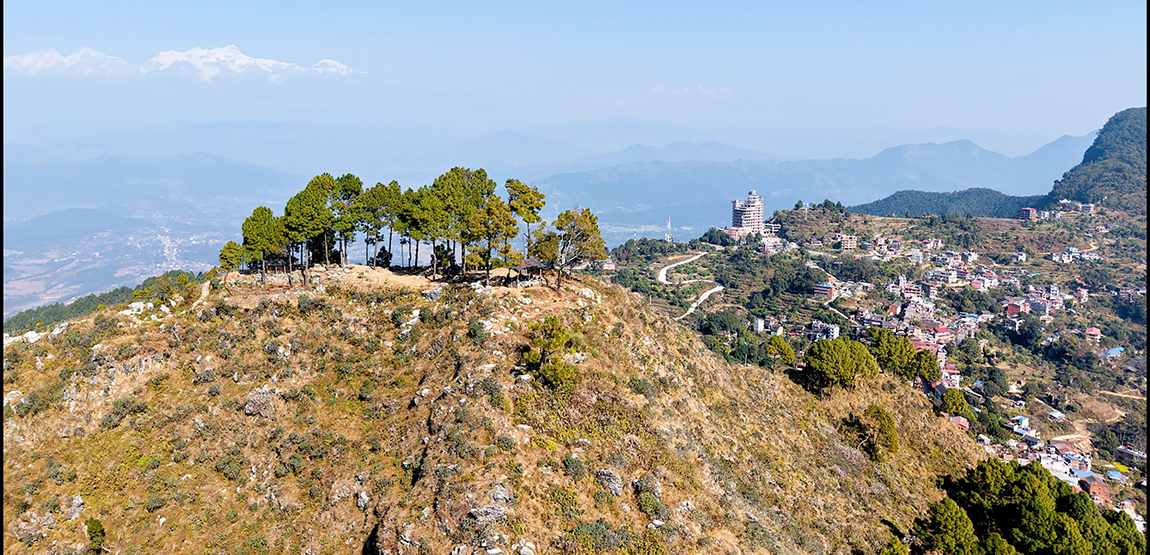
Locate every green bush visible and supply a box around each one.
[538,362,579,390]
[563,455,587,481]
[467,319,489,344]
[636,492,666,517]
[45,460,76,485]
[145,494,166,512]
[496,436,516,451]
[743,520,772,550]
[40,497,60,513]
[85,517,105,551]
[214,445,249,483]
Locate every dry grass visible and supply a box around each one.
[3,271,984,555]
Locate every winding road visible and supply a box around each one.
[654,252,725,320]
[657,253,707,284]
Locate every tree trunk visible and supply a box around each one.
[324,231,330,266]
[261,256,266,287]
[366,235,370,267]
[431,240,437,281]
[415,241,420,271]
[388,228,393,268]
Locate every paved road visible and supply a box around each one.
[675,284,725,321]
[655,251,725,320]
[657,252,707,284]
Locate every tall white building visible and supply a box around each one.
[731,190,765,234]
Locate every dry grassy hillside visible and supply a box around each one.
[2,265,983,555]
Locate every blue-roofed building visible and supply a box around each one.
[1049,410,1065,420]
[1071,468,1095,479]
[1104,347,1125,358]
[1107,471,1122,480]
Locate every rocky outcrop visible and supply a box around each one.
[244,386,280,418]
[595,469,624,496]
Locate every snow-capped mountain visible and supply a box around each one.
[4,45,358,82]
[3,47,139,77]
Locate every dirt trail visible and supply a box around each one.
[1099,390,1146,400]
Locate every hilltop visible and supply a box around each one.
[848,188,1046,218]
[2,264,983,554]
[1046,107,1147,215]
[850,107,1147,219]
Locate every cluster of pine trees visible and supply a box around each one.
[220,167,606,287]
[911,458,1145,555]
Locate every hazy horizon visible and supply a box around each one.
[5,1,1146,164]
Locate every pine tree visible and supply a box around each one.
[332,174,363,266]
[218,241,247,272]
[506,178,546,268]
[241,206,286,286]
[465,193,520,285]
[915,498,980,555]
[529,208,607,289]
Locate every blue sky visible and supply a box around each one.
[4,0,1146,159]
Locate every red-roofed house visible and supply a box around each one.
[933,327,955,344]
[1085,327,1102,343]
[950,415,970,431]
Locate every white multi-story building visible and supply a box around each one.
[731,190,765,234]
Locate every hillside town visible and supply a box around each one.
[706,191,1148,529]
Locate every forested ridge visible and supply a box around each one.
[1044,107,1147,214]
[849,188,1046,218]
[850,107,1146,218]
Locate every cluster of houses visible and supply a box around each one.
[1049,246,1102,264]
[982,434,1146,530]
[1018,201,1095,221]
[1001,283,1076,320]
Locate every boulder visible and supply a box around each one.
[489,485,514,505]
[595,469,623,496]
[66,495,83,520]
[422,285,445,302]
[469,505,506,524]
[357,490,370,510]
[244,386,280,418]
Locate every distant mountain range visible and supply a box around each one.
[850,107,1146,218]
[0,127,1098,313]
[536,133,1096,240]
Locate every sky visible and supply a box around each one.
[3,0,1147,160]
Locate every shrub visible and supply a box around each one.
[226,508,239,523]
[627,378,655,397]
[538,361,579,390]
[298,296,327,315]
[743,520,772,550]
[563,455,587,481]
[637,492,666,517]
[45,460,75,485]
[496,436,516,451]
[85,518,105,551]
[192,368,217,384]
[208,384,221,396]
[566,519,626,551]
[40,497,60,513]
[145,494,166,512]
[214,445,249,483]
[467,319,489,344]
